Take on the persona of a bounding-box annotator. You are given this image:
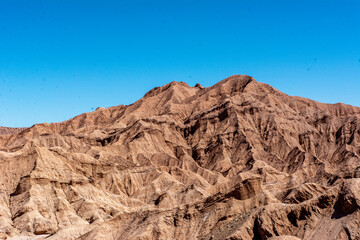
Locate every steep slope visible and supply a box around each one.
[0,75,360,240]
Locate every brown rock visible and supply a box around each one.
[0,127,26,136]
[0,75,360,239]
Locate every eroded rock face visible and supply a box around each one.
[1,75,360,239]
[0,127,26,136]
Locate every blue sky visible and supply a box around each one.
[0,0,359,127]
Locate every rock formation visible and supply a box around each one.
[0,75,359,239]
[0,127,26,136]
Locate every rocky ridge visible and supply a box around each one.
[0,127,26,136]
[0,75,360,239]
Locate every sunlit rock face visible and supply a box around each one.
[1,75,360,240]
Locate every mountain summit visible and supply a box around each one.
[1,75,360,240]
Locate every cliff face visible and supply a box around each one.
[1,75,360,240]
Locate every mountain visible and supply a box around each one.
[1,75,360,240]
[0,127,26,136]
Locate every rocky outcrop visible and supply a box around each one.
[0,75,360,239]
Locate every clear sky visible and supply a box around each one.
[0,0,359,127]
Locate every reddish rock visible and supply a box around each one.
[1,75,360,239]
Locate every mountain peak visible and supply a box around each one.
[209,74,256,93]
[143,80,191,99]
